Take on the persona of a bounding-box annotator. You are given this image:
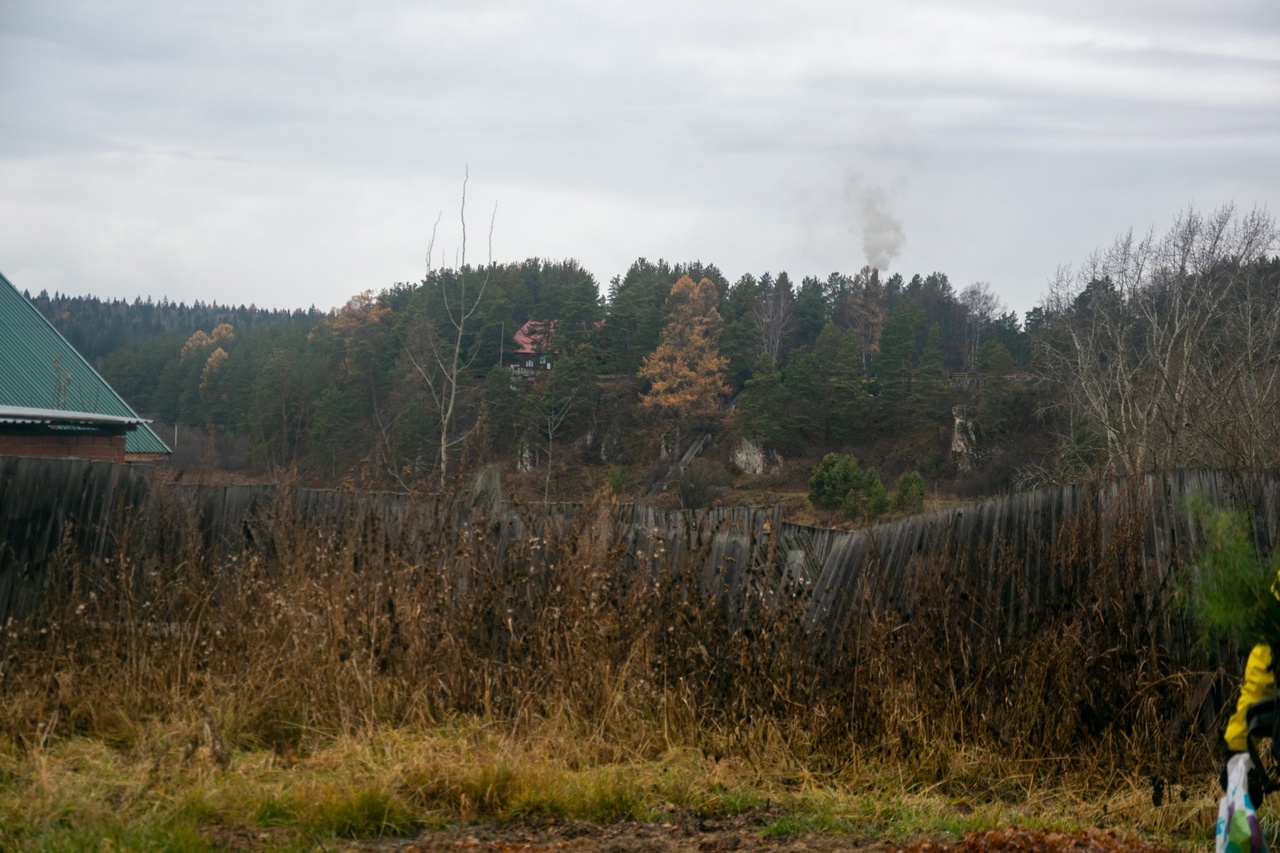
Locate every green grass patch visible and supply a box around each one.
[253,794,300,827]
[1,815,217,853]
[763,813,858,837]
[308,787,417,839]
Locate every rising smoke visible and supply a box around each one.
[843,175,906,270]
[860,185,905,270]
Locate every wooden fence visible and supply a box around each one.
[3,456,1277,677]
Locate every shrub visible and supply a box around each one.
[811,455,895,519]
[1189,498,1280,645]
[839,488,865,519]
[894,471,926,514]
[808,453,863,509]
[862,469,889,518]
[677,460,728,509]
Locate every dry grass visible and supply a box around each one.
[0,481,1232,848]
[0,719,1223,851]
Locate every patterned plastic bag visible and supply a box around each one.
[1218,752,1267,853]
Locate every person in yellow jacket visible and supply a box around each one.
[1223,643,1273,800]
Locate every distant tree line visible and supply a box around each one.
[32,204,1277,498]
[26,257,1045,491]
[26,291,322,369]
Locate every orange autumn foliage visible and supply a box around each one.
[639,275,728,422]
[180,323,235,359]
[200,347,229,392]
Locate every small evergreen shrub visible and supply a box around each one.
[894,471,926,514]
[810,457,927,520]
[1189,496,1280,646]
[808,453,863,509]
[839,488,865,519]
[863,469,889,518]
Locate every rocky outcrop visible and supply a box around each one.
[951,406,979,473]
[732,437,780,475]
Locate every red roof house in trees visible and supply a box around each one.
[508,319,601,378]
[509,320,557,378]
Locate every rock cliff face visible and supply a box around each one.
[732,437,779,475]
[951,406,979,473]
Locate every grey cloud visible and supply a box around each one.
[0,0,1276,314]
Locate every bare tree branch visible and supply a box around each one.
[1034,204,1279,478]
[400,168,500,488]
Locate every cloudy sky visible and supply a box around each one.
[1,1,1277,316]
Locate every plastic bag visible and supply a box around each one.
[1218,752,1267,853]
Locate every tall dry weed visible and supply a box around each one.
[0,477,1226,788]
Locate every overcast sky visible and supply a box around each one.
[2,1,1277,317]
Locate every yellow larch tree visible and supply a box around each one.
[639,275,729,456]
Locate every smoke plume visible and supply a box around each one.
[858,184,905,270]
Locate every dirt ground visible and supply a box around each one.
[333,818,1183,853]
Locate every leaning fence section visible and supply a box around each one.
[3,456,1279,672]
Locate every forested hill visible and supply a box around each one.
[28,207,1280,508]
[28,290,322,368]
[36,256,1041,498]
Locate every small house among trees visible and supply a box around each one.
[508,319,602,378]
[0,271,169,462]
[509,320,556,377]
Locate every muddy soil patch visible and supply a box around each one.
[351,821,1182,853]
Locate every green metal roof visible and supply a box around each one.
[0,270,169,455]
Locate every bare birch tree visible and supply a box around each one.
[1037,204,1278,477]
[752,275,795,364]
[400,169,497,488]
[959,281,1003,368]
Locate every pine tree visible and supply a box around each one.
[876,301,925,427]
[820,324,870,444]
[909,323,952,424]
[779,349,824,445]
[739,354,788,449]
[600,258,675,374]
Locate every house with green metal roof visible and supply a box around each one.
[0,270,169,461]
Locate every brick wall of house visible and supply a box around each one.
[0,432,127,462]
